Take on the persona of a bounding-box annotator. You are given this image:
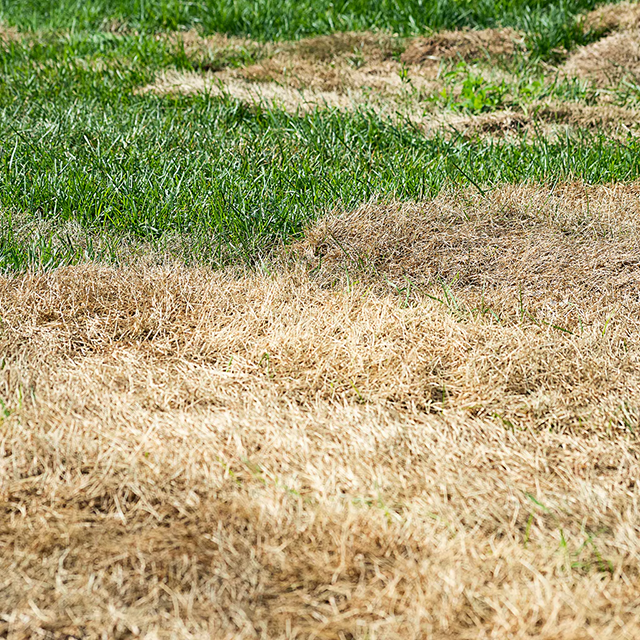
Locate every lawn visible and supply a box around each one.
[1,1,640,638]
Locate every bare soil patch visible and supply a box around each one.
[1,183,640,638]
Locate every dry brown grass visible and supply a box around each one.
[582,1,640,33]
[223,55,416,96]
[135,68,358,111]
[295,181,640,306]
[214,31,436,100]
[143,29,522,103]
[140,27,640,137]
[2,183,640,639]
[136,30,434,112]
[287,31,401,62]
[0,22,21,45]
[401,28,525,65]
[563,28,640,87]
[141,29,525,110]
[457,101,640,138]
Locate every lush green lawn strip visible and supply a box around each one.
[0,0,625,60]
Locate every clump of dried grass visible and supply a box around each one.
[296,182,640,294]
[1,182,640,638]
[288,31,402,62]
[582,1,640,33]
[0,22,21,45]
[135,68,358,111]
[224,54,419,95]
[219,31,434,98]
[563,28,640,86]
[457,101,640,138]
[401,27,525,65]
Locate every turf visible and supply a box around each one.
[0,2,639,270]
[3,190,640,635]
[2,3,640,638]
[2,96,640,270]
[0,0,614,51]
[1,26,640,270]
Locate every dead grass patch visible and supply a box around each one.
[136,68,357,111]
[287,30,402,62]
[296,182,640,299]
[459,101,640,138]
[137,31,431,108]
[1,182,640,637]
[401,27,525,65]
[1,254,640,637]
[224,54,420,95]
[583,1,640,33]
[217,31,434,99]
[0,22,21,45]
[563,28,640,86]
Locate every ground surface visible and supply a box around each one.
[1,2,640,639]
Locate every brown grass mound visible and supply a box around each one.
[296,182,640,296]
[2,259,640,637]
[221,31,431,97]
[401,27,524,65]
[136,69,356,110]
[288,30,401,62]
[583,1,640,33]
[0,22,21,44]
[2,183,640,638]
[563,28,640,86]
[460,101,640,138]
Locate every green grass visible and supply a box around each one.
[1,90,639,270]
[0,2,638,271]
[0,0,622,59]
[431,61,614,113]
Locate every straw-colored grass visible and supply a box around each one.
[401,27,524,65]
[139,22,640,138]
[563,28,640,87]
[1,183,640,639]
[582,1,640,33]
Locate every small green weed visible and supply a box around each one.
[441,71,509,114]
